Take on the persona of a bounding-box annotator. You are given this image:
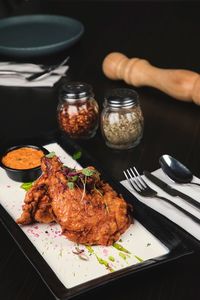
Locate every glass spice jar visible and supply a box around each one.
[57,82,99,139]
[101,88,144,149]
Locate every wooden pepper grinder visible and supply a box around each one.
[102,52,200,105]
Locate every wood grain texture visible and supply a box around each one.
[103,52,200,104]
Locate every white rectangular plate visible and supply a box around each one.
[0,143,169,289]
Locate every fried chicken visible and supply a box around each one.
[17,155,132,246]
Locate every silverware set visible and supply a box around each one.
[0,56,69,82]
[144,171,200,209]
[26,56,69,81]
[123,157,200,224]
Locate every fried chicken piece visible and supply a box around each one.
[16,157,59,225]
[17,155,132,246]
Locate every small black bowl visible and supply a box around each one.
[0,145,49,182]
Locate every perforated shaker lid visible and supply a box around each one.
[60,81,93,101]
[104,88,139,108]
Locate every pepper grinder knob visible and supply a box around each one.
[102,52,200,105]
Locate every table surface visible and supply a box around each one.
[0,1,200,300]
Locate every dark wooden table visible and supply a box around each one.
[0,1,200,300]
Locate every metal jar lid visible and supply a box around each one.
[104,88,139,108]
[60,81,93,102]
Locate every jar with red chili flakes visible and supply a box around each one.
[57,82,99,139]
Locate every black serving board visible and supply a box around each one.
[0,131,199,300]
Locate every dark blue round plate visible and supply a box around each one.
[0,14,84,57]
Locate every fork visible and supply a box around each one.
[0,56,69,81]
[0,69,66,80]
[123,167,200,224]
[26,56,69,81]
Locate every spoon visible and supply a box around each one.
[159,154,200,186]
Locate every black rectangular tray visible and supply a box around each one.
[0,131,199,300]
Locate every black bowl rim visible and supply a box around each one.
[0,144,49,172]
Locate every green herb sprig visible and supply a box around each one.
[67,182,75,189]
[20,182,33,191]
[45,151,56,158]
[72,151,82,160]
[81,168,96,177]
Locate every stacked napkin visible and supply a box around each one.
[121,168,200,241]
[0,62,69,87]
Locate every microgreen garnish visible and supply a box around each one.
[46,151,56,158]
[65,166,99,198]
[80,175,87,201]
[20,182,33,191]
[71,175,78,182]
[81,168,96,177]
[76,168,97,200]
[94,184,103,196]
[67,182,75,189]
[104,200,109,213]
[72,151,82,160]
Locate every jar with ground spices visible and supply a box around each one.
[101,88,144,149]
[57,82,99,139]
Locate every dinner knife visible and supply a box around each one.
[143,171,200,210]
[26,56,69,81]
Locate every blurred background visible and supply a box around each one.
[0,0,198,18]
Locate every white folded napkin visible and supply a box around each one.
[0,62,69,87]
[121,168,200,241]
